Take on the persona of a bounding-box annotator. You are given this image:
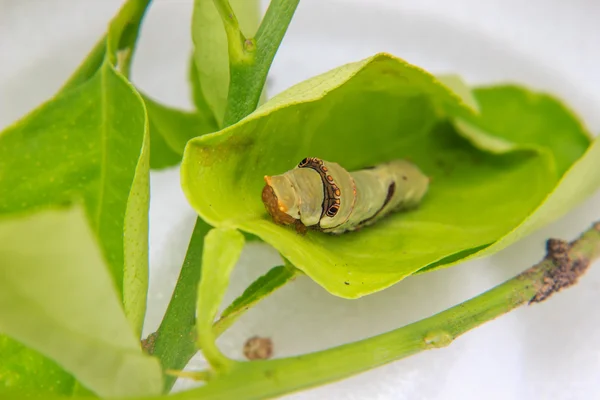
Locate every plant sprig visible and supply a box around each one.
[168,222,600,399]
[1,0,599,398]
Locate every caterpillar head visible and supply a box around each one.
[262,167,325,234]
[261,175,299,227]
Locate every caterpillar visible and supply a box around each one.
[262,158,429,234]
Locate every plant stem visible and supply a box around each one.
[165,222,600,400]
[213,0,255,66]
[221,0,300,126]
[150,219,210,392]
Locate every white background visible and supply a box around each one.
[1,1,599,399]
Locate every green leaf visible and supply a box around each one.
[215,264,298,334]
[142,94,218,169]
[106,0,151,77]
[196,228,245,371]
[416,86,596,274]
[181,53,560,298]
[472,135,600,259]
[0,337,75,396]
[220,265,295,319]
[0,62,149,331]
[0,205,162,397]
[188,54,218,119]
[456,85,591,175]
[0,0,153,395]
[191,0,261,126]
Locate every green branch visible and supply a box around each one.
[148,219,210,391]
[167,222,600,400]
[220,0,300,126]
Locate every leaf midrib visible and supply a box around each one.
[94,64,109,233]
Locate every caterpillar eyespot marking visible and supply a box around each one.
[262,158,429,234]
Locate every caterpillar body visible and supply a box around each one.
[262,158,429,234]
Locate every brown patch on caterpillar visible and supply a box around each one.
[262,180,308,235]
[262,182,296,226]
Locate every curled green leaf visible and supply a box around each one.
[181,53,564,298]
[196,228,245,371]
[457,85,591,175]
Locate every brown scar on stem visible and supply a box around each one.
[141,332,158,355]
[528,222,600,304]
[262,178,308,236]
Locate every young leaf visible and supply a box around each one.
[181,53,559,298]
[196,228,245,371]
[0,205,162,397]
[191,0,261,126]
[214,264,298,335]
[142,94,218,169]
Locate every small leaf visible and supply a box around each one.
[181,53,559,298]
[142,94,218,169]
[0,205,163,397]
[188,54,217,119]
[191,0,261,126]
[196,228,245,370]
[215,265,297,334]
